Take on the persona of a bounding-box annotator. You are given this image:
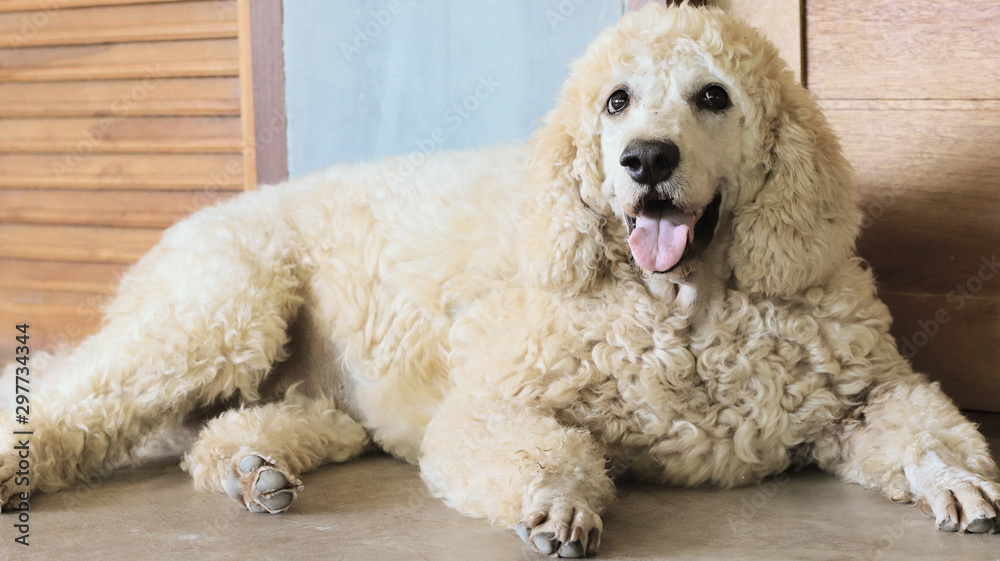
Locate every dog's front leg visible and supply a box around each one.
[420,392,613,558]
[813,375,1000,533]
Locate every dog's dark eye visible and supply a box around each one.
[607,89,630,115]
[695,85,731,112]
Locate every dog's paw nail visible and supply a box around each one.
[936,503,961,532]
[557,524,571,544]
[247,502,267,513]
[557,540,585,558]
[224,471,242,501]
[516,523,532,545]
[533,531,559,555]
[258,490,295,513]
[255,469,289,493]
[527,512,547,527]
[916,498,934,518]
[252,468,301,513]
[238,455,266,474]
[938,517,959,532]
[227,454,302,513]
[586,528,602,556]
[965,517,993,534]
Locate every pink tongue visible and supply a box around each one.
[628,207,697,272]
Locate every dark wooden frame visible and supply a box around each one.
[239,0,288,187]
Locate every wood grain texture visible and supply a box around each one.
[712,0,802,82]
[0,153,244,190]
[806,0,1000,99]
[0,77,241,117]
[246,0,287,185]
[881,291,1000,412]
[0,1,236,48]
[0,189,235,227]
[823,106,1000,298]
[821,99,1000,112]
[0,0,185,12]
[0,224,162,263]
[804,0,1000,410]
[0,259,124,293]
[0,38,238,82]
[0,0,249,352]
[0,288,106,351]
[0,116,241,153]
[237,0,256,189]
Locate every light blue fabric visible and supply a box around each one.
[283,0,623,176]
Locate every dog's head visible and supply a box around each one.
[523,4,860,302]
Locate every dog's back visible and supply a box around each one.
[256,143,530,460]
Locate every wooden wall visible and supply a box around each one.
[714,0,999,411]
[805,0,1000,411]
[0,0,285,355]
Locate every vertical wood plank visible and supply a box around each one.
[248,0,288,186]
[237,0,257,190]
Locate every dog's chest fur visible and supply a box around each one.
[534,269,892,488]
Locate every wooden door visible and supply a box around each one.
[0,0,286,355]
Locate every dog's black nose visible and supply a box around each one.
[619,140,680,186]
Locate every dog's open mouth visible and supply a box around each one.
[624,193,721,273]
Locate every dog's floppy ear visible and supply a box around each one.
[727,81,861,298]
[519,85,615,295]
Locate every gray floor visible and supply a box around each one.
[5,414,999,560]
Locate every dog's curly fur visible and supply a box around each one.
[2,4,998,556]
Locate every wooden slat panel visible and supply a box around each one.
[0,259,124,293]
[0,224,162,263]
[1,1,236,48]
[0,0,249,353]
[821,99,1000,112]
[882,292,1000,412]
[806,0,1000,99]
[0,117,242,153]
[244,0,288,185]
[0,289,106,351]
[0,78,241,118]
[857,189,1000,299]
[823,106,1000,298]
[237,0,255,188]
[0,38,238,82]
[0,0,188,12]
[0,189,235,227]
[0,153,244,190]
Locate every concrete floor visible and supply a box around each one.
[4,415,999,561]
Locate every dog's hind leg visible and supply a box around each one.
[0,195,307,506]
[182,392,370,513]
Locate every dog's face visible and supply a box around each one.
[598,52,747,279]
[528,5,858,300]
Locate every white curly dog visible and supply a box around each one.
[2,4,998,557]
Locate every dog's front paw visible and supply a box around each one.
[223,454,303,514]
[908,454,999,534]
[515,496,602,558]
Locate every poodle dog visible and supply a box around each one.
[2,4,998,557]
